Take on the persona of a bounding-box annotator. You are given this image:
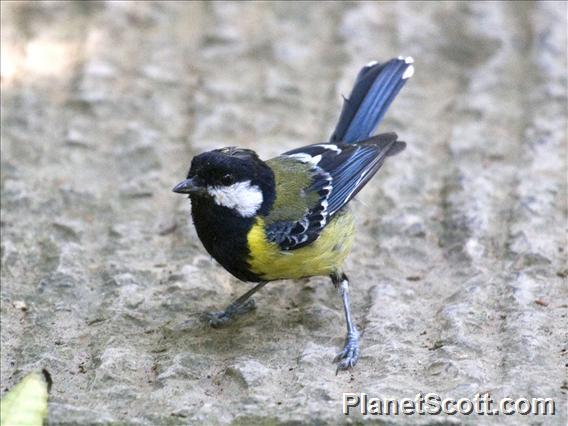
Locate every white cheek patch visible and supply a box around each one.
[207,180,263,217]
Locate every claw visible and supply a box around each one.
[203,311,231,328]
[334,331,360,374]
[237,298,257,312]
[202,298,257,328]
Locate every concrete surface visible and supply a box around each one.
[1,1,566,424]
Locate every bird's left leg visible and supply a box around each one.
[330,272,360,373]
[204,281,268,328]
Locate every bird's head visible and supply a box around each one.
[173,147,275,217]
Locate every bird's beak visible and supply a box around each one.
[172,177,206,195]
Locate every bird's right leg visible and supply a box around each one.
[204,281,268,327]
[330,272,360,373]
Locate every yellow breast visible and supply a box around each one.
[246,209,355,281]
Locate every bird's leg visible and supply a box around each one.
[331,272,360,373]
[204,281,268,328]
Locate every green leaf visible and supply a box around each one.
[1,370,51,426]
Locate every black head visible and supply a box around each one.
[173,147,275,217]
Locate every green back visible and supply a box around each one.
[264,157,319,224]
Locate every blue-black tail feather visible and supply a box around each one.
[330,57,414,144]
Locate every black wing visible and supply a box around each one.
[266,133,405,250]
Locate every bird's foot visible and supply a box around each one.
[203,298,257,328]
[334,330,360,374]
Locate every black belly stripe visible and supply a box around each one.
[190,196,262,282]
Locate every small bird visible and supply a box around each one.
[173,57,414,372]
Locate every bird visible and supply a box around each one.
[173,56,414,372]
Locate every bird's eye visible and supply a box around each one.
[221,174,234,185]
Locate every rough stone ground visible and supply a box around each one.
[1,1,566,425]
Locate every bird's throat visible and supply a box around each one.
[190,196,261,282]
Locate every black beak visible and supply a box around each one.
[172,177,205,195]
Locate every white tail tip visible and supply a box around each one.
[402,65,415,79]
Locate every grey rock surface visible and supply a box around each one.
[1,1,566,424]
